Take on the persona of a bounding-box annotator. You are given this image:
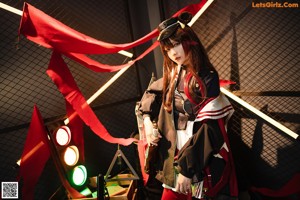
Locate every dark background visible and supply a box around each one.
[1,0,299,199]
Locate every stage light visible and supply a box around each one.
[55,126,71,146]
[47,123,88,191]
[64,146,79,166]
[71,165,87,186]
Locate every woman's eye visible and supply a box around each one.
[173,42,180,47]
[165,48,170,52]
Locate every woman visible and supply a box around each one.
[138,12,238,200]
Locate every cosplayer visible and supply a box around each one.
[138,12,238,200]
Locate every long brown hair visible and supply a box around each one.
[159,24,215,112]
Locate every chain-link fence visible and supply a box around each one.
[1,0,144,199]
[191,0,300,195]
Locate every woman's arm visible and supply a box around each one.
[138,78,163,145]
[138,78,163,120]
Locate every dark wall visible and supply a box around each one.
[192,0,300,196]
[0,0,155,199]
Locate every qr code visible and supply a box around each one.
[1,182,18,199]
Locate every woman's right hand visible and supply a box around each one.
[144,116,161,146]
[175,173,192,195]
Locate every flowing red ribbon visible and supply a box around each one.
[18,105,50,199]
[47,51,137,146]
[18,0,208,148]
[19,1,207,72]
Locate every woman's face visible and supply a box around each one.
[165,39,188,66]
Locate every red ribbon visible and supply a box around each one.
[18,105,50,199]
[18,0,209,149]
[19,1,207,72]
[47,51,137,146]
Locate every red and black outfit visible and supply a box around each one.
[139,66,238,199]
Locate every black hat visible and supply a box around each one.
[157,12,193,41]
[157,17,180,41]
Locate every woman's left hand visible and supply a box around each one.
[144,116,161,146]
[175,173,192,195]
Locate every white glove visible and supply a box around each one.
[143,116,161,146]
